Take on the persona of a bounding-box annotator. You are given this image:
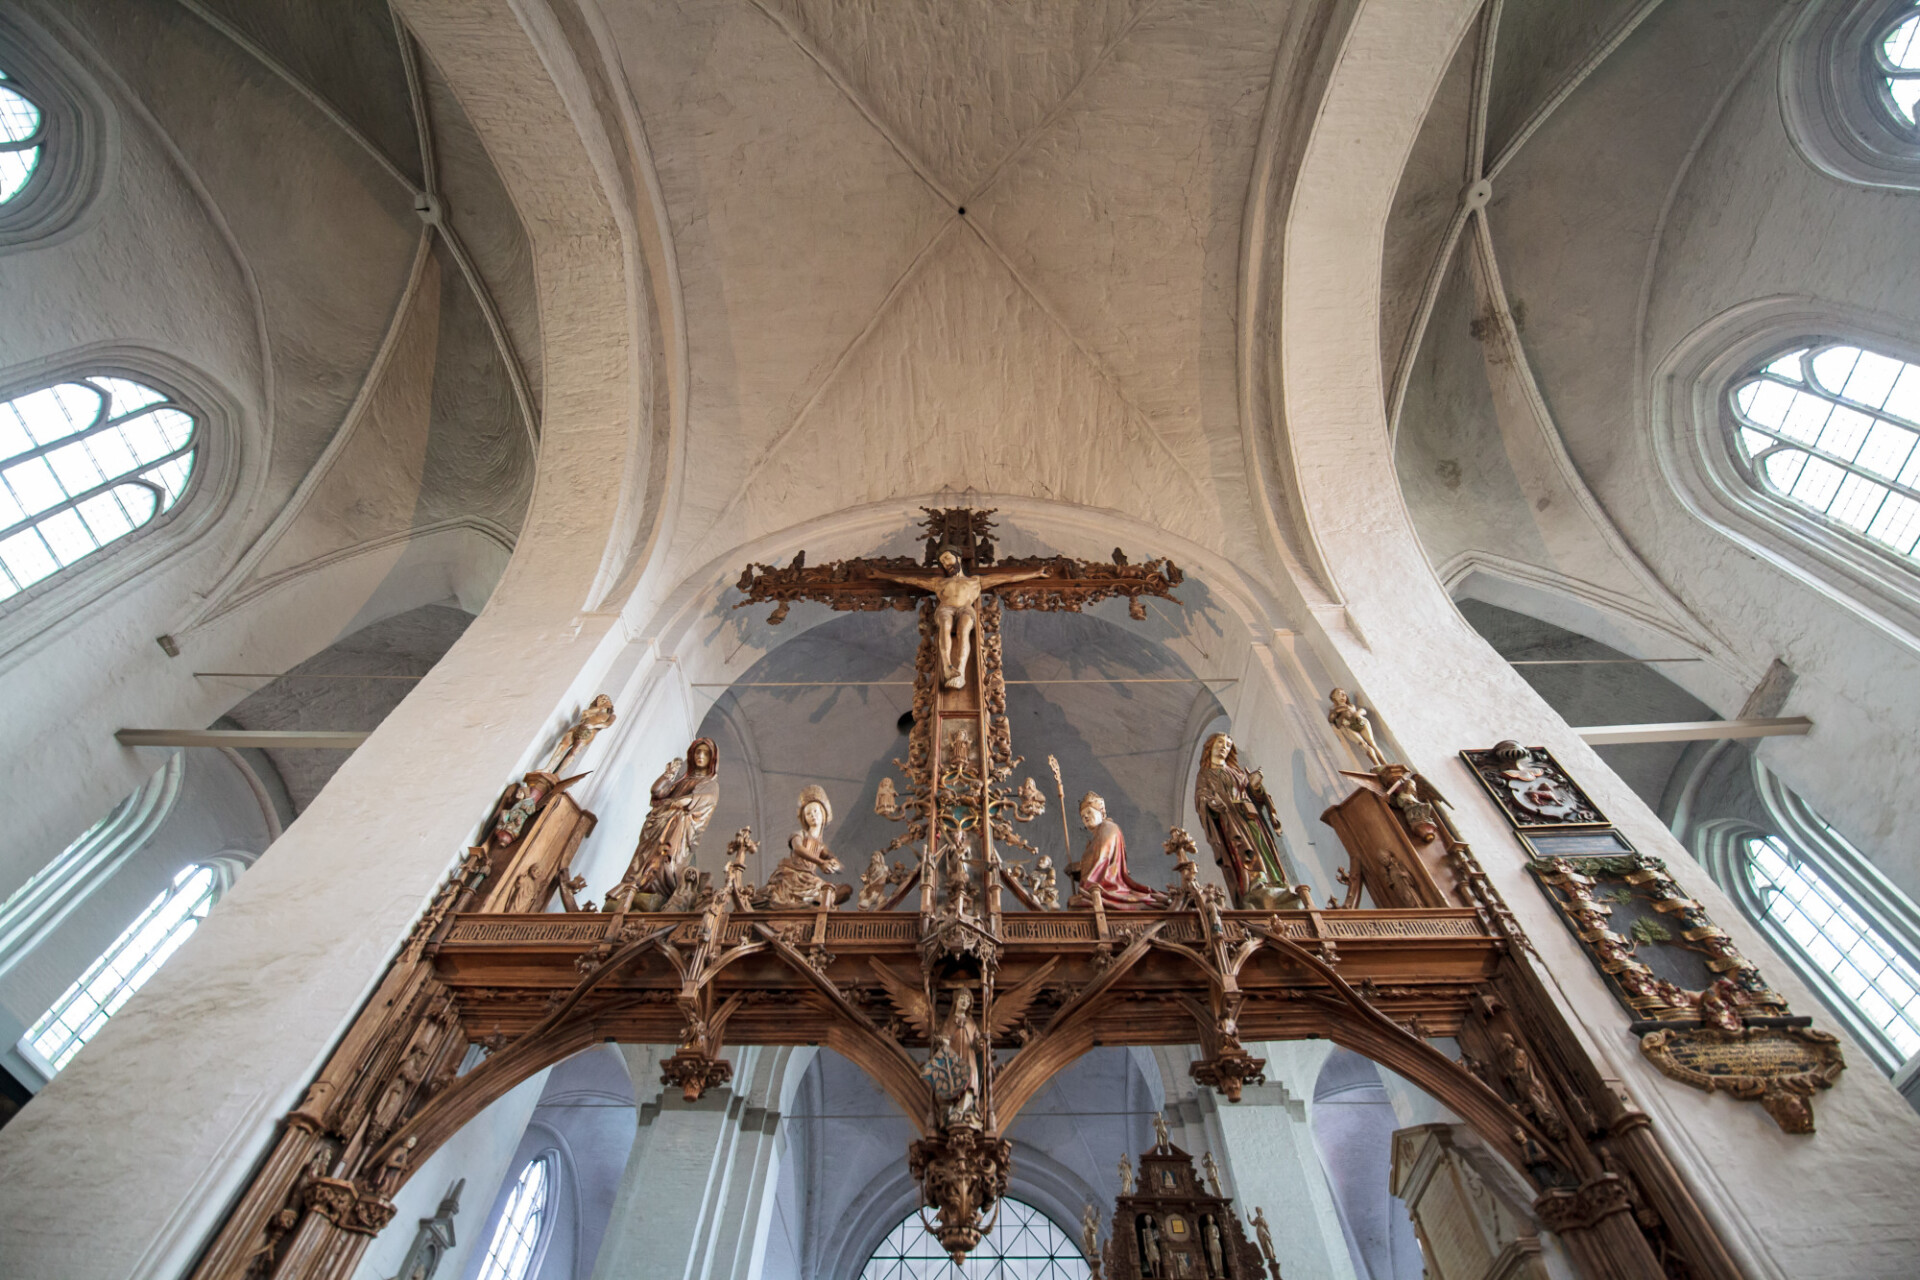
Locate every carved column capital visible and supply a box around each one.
[1532,1172,1635,1234]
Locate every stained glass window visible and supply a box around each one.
[0,374,198,601]
[860,1198,1091,1280]
[1746,835,1920,1061]
[477,1156,552,1280]
[1727,344,1920,567]
[1878,4,1920,129]
[0,67,41,205]
[23,863,218,1072]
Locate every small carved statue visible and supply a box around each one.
[540,694,616,775]
[1375,763,1446,844]
[1248,1206,1275,1263]
[1082,1203,1101,1264]
[874,776,904,820]
[1139,1216,1163,1277]
[1203,1215,1225,1278]
[1033,854,1060,909]
[1071,793,1163,908]
[1193,733,1303,910]
[613,739,720,911]
[1119,1153,1136,1195]
[1327,687,1386,768]
[870,551,1050,689]
[922,989,985,1129]
[723,829,758,910]
[759,785,852,909]
[857,851,902,911]
[1153,1111,1171,1151]
[1497,1032,1567,1139]
[1201,1151,1221,1196]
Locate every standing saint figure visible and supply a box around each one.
[1081,1204,1102,1267]
[614,739,720,910]
[1119,1153,1136,1195]
[1193,733,1303,909]
[541,694,616,775]
[922,988,985,1128]
[1071,793,1163,908]
[760,785,853,908]
[870,551,1050,689]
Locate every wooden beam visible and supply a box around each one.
[1573,717,1811,746]
[115,729,370,749]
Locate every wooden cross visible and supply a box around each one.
[735,508,1184,922]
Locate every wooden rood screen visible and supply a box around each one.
[191,513,1747,1280]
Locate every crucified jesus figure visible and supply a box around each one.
[871,551,1049,689]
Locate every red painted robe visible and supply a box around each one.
[1076,819,1160,907]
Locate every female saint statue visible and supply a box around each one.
[614,739,720,910]
[760,785,853,908]
[1070,793,1163,908]
[1193,733,1302,909]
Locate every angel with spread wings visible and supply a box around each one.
[1342,762,1448,843]
[868,960,1060,1127]
[868,551,1050,689]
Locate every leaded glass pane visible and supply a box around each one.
[1746,836,1920,1060]
[24,864,218,1071]
[0,69,41,205]
[0,374,197,600]
[1728,344,1920,565]
[860,1198,1092,1279]
[477,1158,551,1280]
[1881,8,1920,127]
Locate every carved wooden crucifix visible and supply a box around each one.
[735,508,1185,923]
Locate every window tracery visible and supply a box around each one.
[21,863,218,1073]
[1745,834,1920,1062]
[0,373,199,603]
[860,1198,1090,1279]
[1726,342,1920,571]
[0,67,43,205]
[1876,3,1920,130]
[476,1155,552,1280]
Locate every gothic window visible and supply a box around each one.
[0,374,199,603]
[860,1198,1091,1279]
[1745,835,1920,1064]
[476,1156,552,1280]
[1727,343,1920,569]
[21,863,217,1072]
[1877,3,1920,130]
[0,68,42,205]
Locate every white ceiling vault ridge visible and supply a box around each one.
[587,0,1298,591]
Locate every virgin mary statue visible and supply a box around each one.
[615,738,720,910]
[1193,733,1302,908]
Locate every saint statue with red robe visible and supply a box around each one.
[1070,792,1163,909]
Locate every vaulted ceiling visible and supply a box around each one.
[602,0,1294,582]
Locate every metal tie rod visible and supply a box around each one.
[1572,717,1811,746]
[116,729,371,749]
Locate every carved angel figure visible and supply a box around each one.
[540,694,615,776]
[869,960,1059,1118]
[923,989,985,1127]
[613,739,720,910]
[1375,763,1447,843]
[1193,733,1302,909]
[760,785,852,909]
[1072,793,1162,908]
[1327,687,1387,768]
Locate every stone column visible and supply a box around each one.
[588,1047,802,1280]
[1210,1045,1359,1280]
